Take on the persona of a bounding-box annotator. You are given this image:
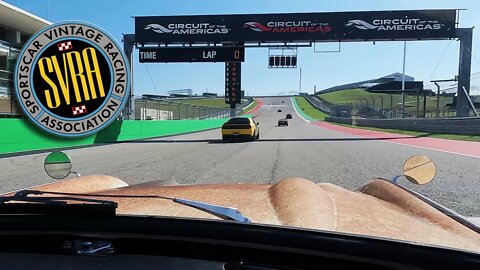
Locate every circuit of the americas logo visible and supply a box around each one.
[243,21,331,33]
[14,21,130,138]
[144,23,229,35]
[345,18,444,31]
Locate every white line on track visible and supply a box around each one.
[263,104,273,114]
[383,140,480,159]
[315,123,480,160]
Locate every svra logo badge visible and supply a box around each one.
[14,21,130,137]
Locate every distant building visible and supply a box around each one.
[202,92,218,97]
[0,1,51,114]
[169,93,190,98]
[318,73,415,94]
[167,89,192,97]
[142,94,169,100]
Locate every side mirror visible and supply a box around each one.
[44,151,80,179]
[392,155,436,185]
[403,155,436,185]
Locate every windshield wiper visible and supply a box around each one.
[173,198,251,223]
[1,190,251,222]
[0,190,117,216]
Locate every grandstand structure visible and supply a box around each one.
[0,1,51,116]
[167,89,193,97]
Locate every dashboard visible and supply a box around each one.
[0,215,478,269]
[0,254,226,270]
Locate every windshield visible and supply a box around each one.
[1,0,480,255]
[226,118,250,124]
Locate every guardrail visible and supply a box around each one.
[325,116,480,135]
[251,95,293,98]
[306,93,463,119]
[303,95,333,115]
[135,97,251,120]
[1,95,253,120]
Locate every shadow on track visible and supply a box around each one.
[125,136,425,144]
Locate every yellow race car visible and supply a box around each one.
[221,117,260,142]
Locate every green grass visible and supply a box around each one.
[334,123,480,142]
[243,99,259,113]
[319,88,454,115]
[180,98,245,108]
[294,96,328,120]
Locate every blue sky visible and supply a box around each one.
[6,0,480,96]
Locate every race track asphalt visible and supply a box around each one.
[0,97,479,216]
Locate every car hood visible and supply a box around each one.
[8,175,480,253]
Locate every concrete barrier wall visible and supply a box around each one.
[325,116,480,135]
[0,118,231,155]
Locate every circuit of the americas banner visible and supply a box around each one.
[135,10,457,43]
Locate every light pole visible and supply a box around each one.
[299,67,302,93]
[401,41,407,117]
